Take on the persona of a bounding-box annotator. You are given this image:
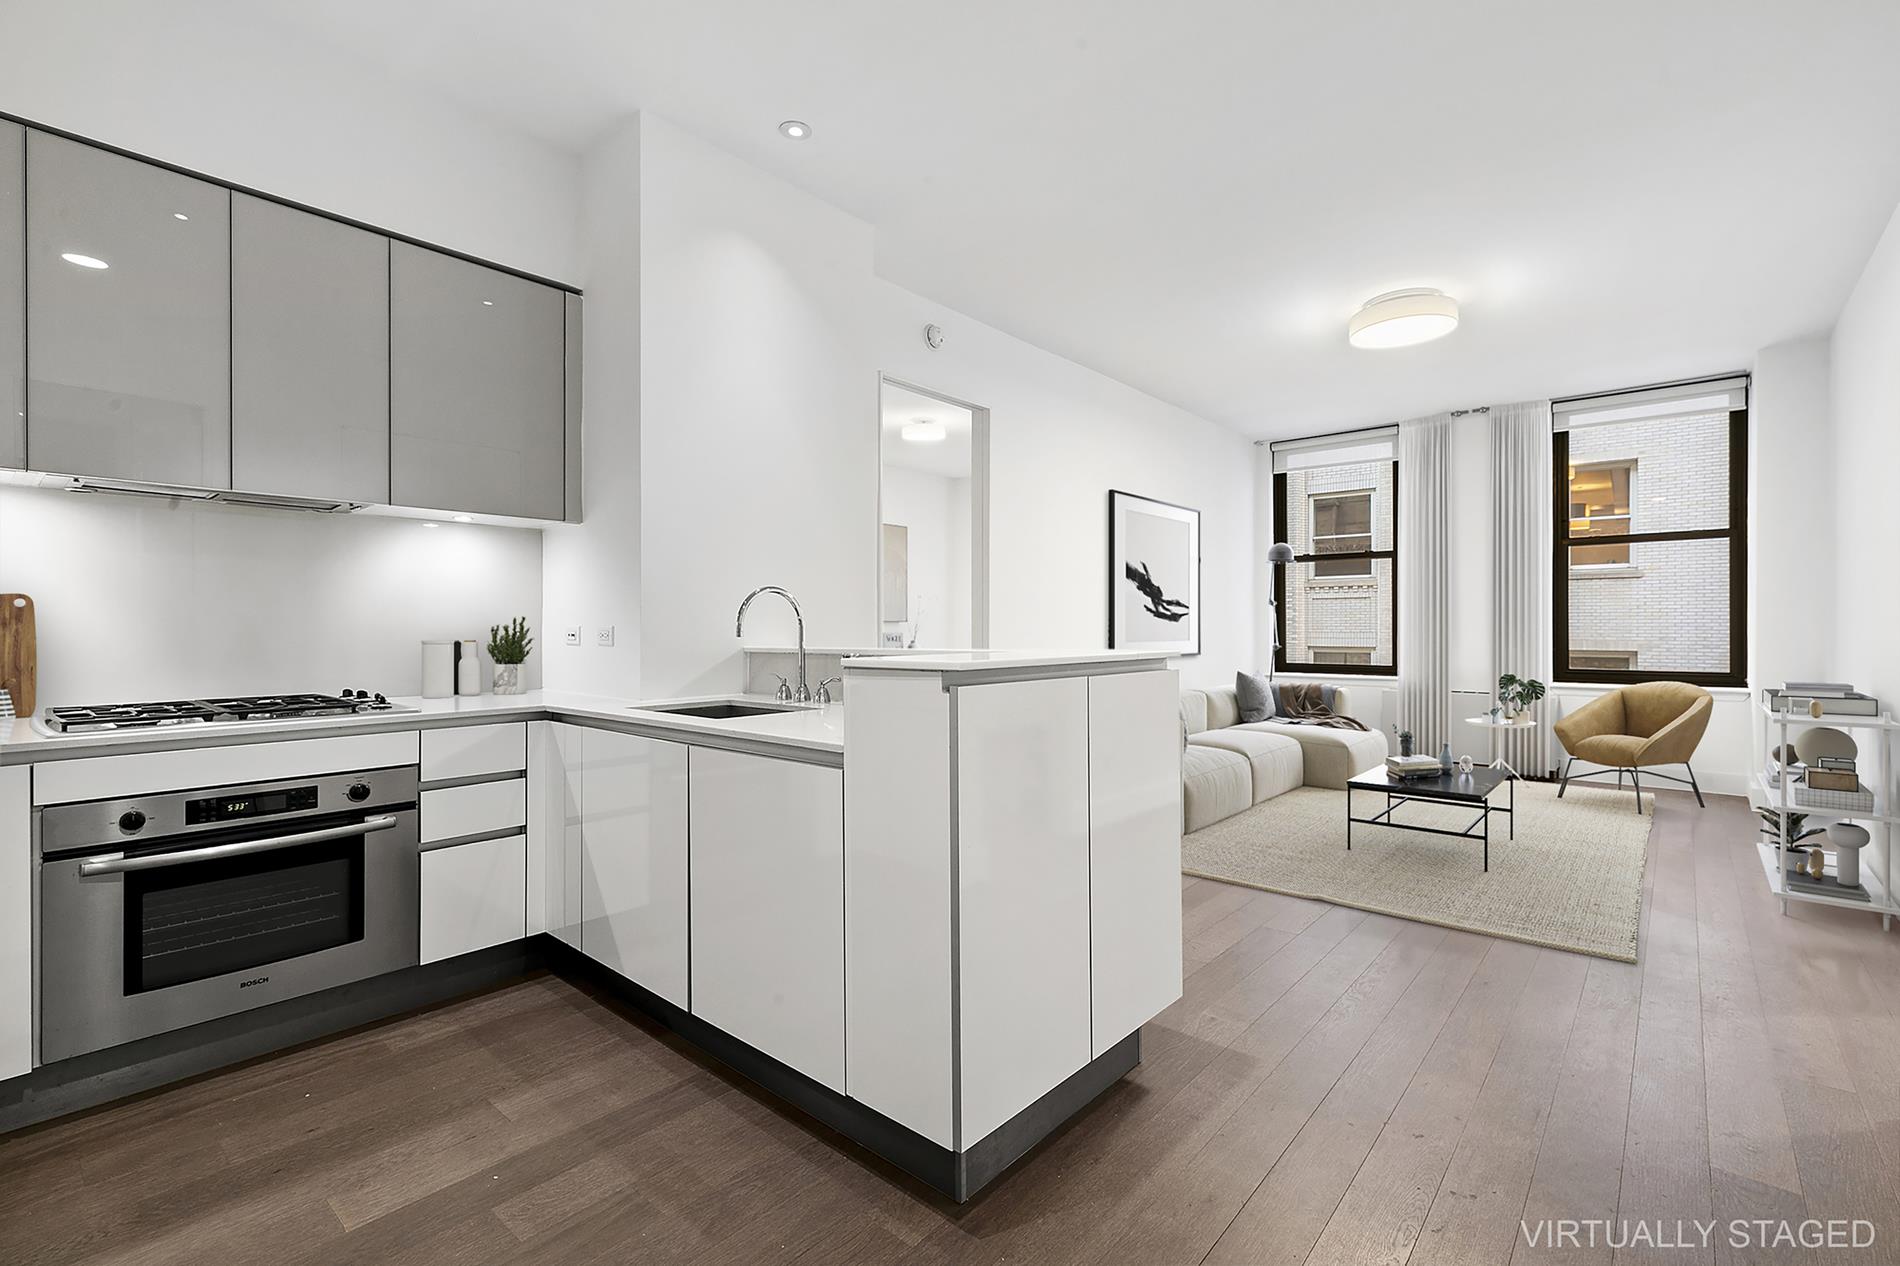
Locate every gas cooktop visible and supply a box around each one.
[40,690,414,733]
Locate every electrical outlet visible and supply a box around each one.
[563,627,581,646]
[595,626,615,647]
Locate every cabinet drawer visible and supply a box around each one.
[421,833,527,964]
[421,723,527,781]
[422,778,527,843]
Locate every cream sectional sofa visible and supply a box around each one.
[1181,685,1389,832]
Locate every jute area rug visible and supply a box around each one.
[1182,779,1652,962]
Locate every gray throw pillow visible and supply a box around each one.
[1235,671,1274,723]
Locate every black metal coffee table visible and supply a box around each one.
[1346,765,1514,871]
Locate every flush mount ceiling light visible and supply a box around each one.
[1347,288,1459,349]
[901,419,947,444]
[61,252,109,270]
[172,212,189,221]
[778,120,811,140]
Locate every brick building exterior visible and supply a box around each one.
[1279,459,1395,667]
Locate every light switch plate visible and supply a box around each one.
[595,626,615,647]
[563,627,581,646]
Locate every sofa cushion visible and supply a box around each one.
[1235,720,1388,790]
[1235,671,1274,723]
[1204,686,1242,730]
[1183,744,1252,833]
[1190,729,1303,804]
[1180,689,1210,736]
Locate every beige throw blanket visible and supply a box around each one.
[1277,682,1370,731]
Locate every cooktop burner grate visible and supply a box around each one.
[40,691,410,733]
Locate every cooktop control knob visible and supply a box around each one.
[346,782,372,803]
[118,809,147,834]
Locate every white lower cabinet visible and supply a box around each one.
[420,834,527,964]
[1,765,31,1078]
[578,729,690,1009]
[689,749,846,1091]
[529,721,584,946]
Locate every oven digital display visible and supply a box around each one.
[185,786,319,824]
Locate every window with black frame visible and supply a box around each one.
[1552,377,1748,686]
[1269,431,1398,675]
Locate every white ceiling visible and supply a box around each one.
[880,382,974,479]
[217,1,1900,438]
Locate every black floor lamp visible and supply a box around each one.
[1266,541,1294,681]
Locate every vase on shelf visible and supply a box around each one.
[492,663,523,695]
[1439,741,1453,772]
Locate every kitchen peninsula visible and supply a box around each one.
[0,650,1182,1201]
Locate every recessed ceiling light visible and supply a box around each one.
[481,300,494,306]
[453,514,473,523]
[901,419,947,444]
[1347,288,1458,349]
[172,213,189,221]
[61,252,109,270]
[423,521,440,529]
[778,120,811,140]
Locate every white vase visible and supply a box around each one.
[492,663,523,695]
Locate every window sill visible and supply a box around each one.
[1551,681,1753,699]
[1274,670,1399,683]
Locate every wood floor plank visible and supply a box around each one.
[1300,936,1542,1266]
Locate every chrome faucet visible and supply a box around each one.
[735,586,810,703]
[816,676,842,706]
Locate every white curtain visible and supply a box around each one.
[1397,413,1452,751]
[1491,400,1554,776]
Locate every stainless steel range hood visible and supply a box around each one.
[62,476,365,513]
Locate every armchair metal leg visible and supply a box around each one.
[1631,768,1643,814]
[1558,757,1573,798]
[1684,762,1705,808]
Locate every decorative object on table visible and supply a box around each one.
[487,616,534,695]
[1496,672,1546,720]
[420,640,457,699]
[1278,682,1370,731]
[1804,766,1860,792]
[1396,727,1415,758]
[0,593,36,719]
[1263,541,1295,681]
[1438,740,1454,772]
[1792,725,1857,766]
[1458,754,1475,775]
[1489,704,1502,723]
[1827,821,1872,888]
[455,638,481,696]
[1554,681,1713,813]
[1805,846,1827,879]
[1108,490,1200,656]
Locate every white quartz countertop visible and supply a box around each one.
[0,690,844,763]
[841,649,1171,673]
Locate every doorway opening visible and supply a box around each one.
[877,377,989,649]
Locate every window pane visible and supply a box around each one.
[1563,411,1729,534]
[1283,462,1393,554]
[1567,538,1729,675]
[1278,557,1394,669]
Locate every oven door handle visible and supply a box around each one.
[77,815,402,876]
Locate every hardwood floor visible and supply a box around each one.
[5,792,1899,1264]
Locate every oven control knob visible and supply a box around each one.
[346,782,372,803]
[118,809,147,834]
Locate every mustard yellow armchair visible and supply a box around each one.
[1552,681,1713,813]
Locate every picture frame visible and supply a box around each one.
[1108,490,1200,656]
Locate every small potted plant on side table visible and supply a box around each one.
[1496,673,1546,720]
[488,616,534,695]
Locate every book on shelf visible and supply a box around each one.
[1784,868,1871,902]
[1782,681,1856,697]
[1763,688,1880,717]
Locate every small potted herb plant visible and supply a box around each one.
[1497,673,1547,720]
[488,616,534,695]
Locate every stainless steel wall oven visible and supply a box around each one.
[37,766,419,1063]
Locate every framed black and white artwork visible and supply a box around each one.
[1108,490,1200,656]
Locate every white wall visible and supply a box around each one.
[547,113,1256,699]
[0,0,582,282]
[0,486,543,703]
[1829,195,1900,806]
[1750,337,1834,683]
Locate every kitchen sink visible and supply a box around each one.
[638,701,797,720]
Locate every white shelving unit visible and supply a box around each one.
[1750,695,1896,929]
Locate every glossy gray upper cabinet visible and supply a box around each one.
[26,132,231,487]
[390,243,566,519]
[232,195,390,504]
[0,123,22,469]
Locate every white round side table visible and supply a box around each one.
[1463,714,1539,780]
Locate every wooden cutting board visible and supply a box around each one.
[0,594,36,719]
